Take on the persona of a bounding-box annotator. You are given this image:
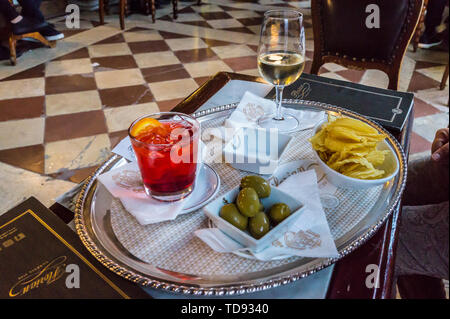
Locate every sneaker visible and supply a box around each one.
[418,32,443,49]
[39,25,64,41]
[20,37,40,43]
[12,17,47,35]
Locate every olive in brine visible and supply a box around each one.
[249,212,270,239]
[240,175,271,198]
[258,202,264,212]
[236,187,260,217]
[269,203,291,224]
[220,203,248,230]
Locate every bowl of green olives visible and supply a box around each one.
[203,175,305,253]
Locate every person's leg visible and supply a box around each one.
[395,201,449,280]
[397,274,447,299]
[424,0,447,37]
[18,0,45,22]
[1,0,47,35]
[16,0,64,41]
[393,157,449,297]
[419,0,447,48]
[0,0,20,21]
[402,156,449,206]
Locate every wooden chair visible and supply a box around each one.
[311,0,424,90]
[441,63,449,106]
[143,0,203,22]
[440,63,449,90]
[99,0,128,30]
[4,0,55,65]
[143,0,156,23]
[99,0,202,28]
[172,0,202,20]
[412,0,429,52]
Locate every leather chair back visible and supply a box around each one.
[320,0,410,63]
[311,0,423,89]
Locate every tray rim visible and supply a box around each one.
[74,99,407,296]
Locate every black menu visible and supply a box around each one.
[266,73,414,133]
[0,197,150,299]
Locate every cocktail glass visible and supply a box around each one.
[128,112,200,202]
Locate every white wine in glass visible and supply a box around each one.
[258,51,305,86]
[257,10,306,133]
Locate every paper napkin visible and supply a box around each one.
[111,136,135,162]
[227,91,326,130]
[195,169,339,260]
[204,91,325,140]
[97,161,191,225]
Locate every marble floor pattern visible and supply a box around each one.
[0,0,448,213]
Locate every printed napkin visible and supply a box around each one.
[201,91,326,164]
[204,91,326,143]
[195,169,339,260]
[226,91,326,131]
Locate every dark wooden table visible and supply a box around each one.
[50,71,413,299]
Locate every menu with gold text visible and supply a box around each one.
[266,73,414,133]
[0,197,150,299]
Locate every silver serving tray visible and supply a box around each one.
[74,100,407,296]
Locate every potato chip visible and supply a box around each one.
[309,117,387,180]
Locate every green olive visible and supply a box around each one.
[240,175,271,198]
[259,202,264,212]
[236,188,261,217]
[249,212,270,239]
[269,203,291,224]
[220,203,248,230]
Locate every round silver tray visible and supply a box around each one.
[74,100,407,296]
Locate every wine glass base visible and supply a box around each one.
[257,112,300,133]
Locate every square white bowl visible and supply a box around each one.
[203,186,305,253]
[223,127,292,175]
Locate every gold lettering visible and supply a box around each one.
[9,256,68,297]
[2,239,14,248]
[14,233,26,242]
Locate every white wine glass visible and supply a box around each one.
[257,10,306,133]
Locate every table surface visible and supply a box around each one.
[49,71,413,299]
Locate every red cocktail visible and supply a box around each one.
[128,112,200,201]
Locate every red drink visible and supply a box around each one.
[129,113,200,201]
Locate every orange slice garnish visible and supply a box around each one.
[130,118,163,137]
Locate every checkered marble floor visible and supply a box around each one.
[0,0,448,212]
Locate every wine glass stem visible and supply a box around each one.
[274,85,284,121]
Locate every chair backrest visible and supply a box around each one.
[311,0,423,68]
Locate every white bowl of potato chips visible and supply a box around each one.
[310,116,399,189]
